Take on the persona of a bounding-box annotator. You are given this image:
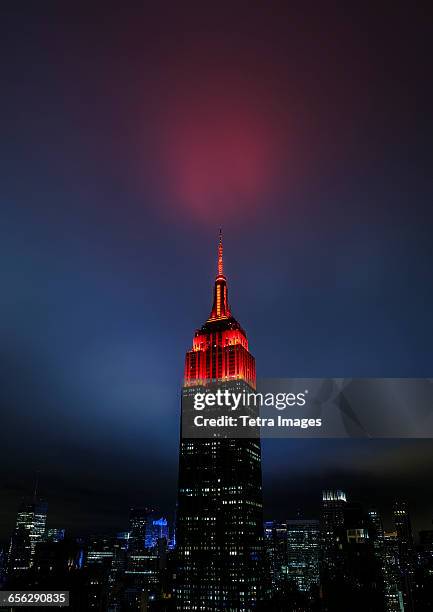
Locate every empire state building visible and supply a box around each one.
[176,232,264,611]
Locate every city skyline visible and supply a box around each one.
[1,0,433,560]
[3,483,431,609]
[4,485,431,545]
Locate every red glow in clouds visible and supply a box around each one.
[153,77,289,225]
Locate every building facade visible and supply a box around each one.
[285,519,320,594]
[176,232,264,611]
[393,501,415,612]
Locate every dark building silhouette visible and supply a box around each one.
[368,509,385,559]
[129,506,153,552]
[33,538,83,576]
[415,526,433,610]
[285,519,320,596]
[7,496,48,575]
[320,495,384,611]
[176,232,264,610]
[264,521,288,591]
[0,549,7,587]
[393,501,415,612]
[368,509,404,612]
[320,489,347,579]
[383,530,405,611]
[419,528,433,557]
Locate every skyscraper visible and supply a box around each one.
[368,509,385,559]
[146,518,169,548]
[393,501,415,612]
[320,489,347,576]
[285,519,320,594]
[176,232,264,611]
[383,531,405,612]
[321,490,347,532]
[321,495,384,611]
[264,521,288,591]
[320,489,347,606]
[7,497,48,574]
[129,506,152,552]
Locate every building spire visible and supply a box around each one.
[218,228,224,277]
[33,472,39,501]
[208,229,231,320]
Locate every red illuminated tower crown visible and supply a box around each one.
[184,231,256,388]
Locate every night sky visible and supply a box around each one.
[1,3,433,542]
